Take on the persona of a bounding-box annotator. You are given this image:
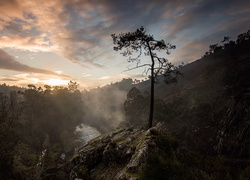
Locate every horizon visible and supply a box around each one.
[0,0,250,89]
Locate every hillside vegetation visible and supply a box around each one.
[129,32,250,158]
[0,31,249,179]
[61,30,250,180]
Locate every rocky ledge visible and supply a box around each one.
[50,122,250,180]
[69,122,175,180]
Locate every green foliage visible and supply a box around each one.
[13,143,38,180]
[68,81,79,92]
[123,87,180,127]
[203,29,250,58]
[0,82,85,179]
[240,166,250,180]
[0,91,22,179]
[124,87,149,126]
[140,133,203,180]
[141,148,250,180]
[22,83,84,148]
[112,26,179,128]
[72,165,91,180]
[125,30,250,180]
[141,153,196,180]
[44,144,63,166]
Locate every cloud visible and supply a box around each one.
[0,0,23,20]
[98,76,111,80]
[82,73,91,77]
[0,0,249,69]
[171,6,250,63]
[0,49,68,77]
[167,0,250,37]
[0,73,73,88]
[1,0,180,67]
[0,77,18,82]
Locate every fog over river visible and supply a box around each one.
[76,124,101,145]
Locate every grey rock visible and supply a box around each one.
[69,123,169,180]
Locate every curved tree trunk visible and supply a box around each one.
[147,41,155,128]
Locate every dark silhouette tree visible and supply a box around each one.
[209,44,218,54]
[236,30,250,44]
[68,81,79,92]
[221,36,231,44]
[124,87,149,126]
[111,26,180,128]
[0,91,22,179]
[28,84,37,90]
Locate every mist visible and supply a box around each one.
[82,84,129,133]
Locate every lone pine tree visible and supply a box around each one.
[112,26,180,128]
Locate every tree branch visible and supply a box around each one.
[122,64,151,72]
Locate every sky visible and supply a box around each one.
[0,0,249,90]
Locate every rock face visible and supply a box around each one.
[69,123,172,180]
[54,122,250,180]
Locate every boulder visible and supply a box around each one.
[69,123,172,180]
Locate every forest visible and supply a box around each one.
[0,30,250,179]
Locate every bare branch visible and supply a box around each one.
[122,64,151,72]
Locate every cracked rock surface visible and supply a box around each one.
[69,123,171,180]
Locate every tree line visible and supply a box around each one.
[0,81,84,179]
[204,30,250,57]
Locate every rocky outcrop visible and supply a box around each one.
[53,122,250,180]
[69,123,172,180]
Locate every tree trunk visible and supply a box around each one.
[147,41,155,128]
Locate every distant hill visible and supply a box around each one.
[0,84,25,94]
[133,34,250,158]
[136,38,250,102]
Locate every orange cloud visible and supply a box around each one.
[0,73,72,88]
[0,0,23,20]
[0,0,249,73]
[0,49,69,77]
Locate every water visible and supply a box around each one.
[76,124,101,145]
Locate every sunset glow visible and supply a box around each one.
[41,79,69,86]
[0,0,249,89]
